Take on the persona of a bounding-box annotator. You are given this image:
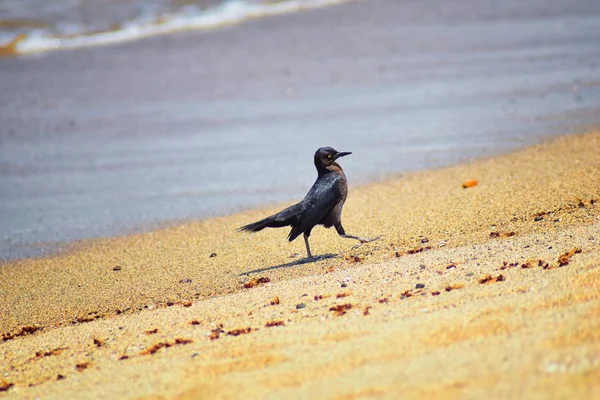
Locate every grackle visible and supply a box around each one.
[238,147,378,259]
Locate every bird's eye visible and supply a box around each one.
[327,154,333,159]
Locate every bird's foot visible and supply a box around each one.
[359,235,382,244]
[352,235,382,249]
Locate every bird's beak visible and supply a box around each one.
[333,151,352,160]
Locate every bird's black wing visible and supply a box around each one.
[287,173,342,242]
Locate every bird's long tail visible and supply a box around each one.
[237,203,302,233]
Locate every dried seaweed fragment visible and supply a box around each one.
[209,330,222,340]
[445,283,465,292]
[243,276,270,289]
[33,347,68,360]
[499,261,519,270]
[189,320,201,326]
[93,338,104,347]
[538,259,551,269]
[139,338,193,355]
[407,246,432,255]
[479,274,505,284]
[558,248,582,266]
[345,255,364,263]
[363,306,372,316]
[76,312,102,323]
[329,303,353,316]
[336,292,352,299]
[144,328,158,335]
[2,325,40,342]
[75,362,90,372]
[265,320,285,328]
[227,327,252,336]
[0,380,14,392]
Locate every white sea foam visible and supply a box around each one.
[5,0,352,55]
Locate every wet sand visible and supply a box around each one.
[1,131,599,398]
[2,0,600,259]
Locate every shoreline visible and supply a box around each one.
[2,130,598,333]
[1,131,599,398]
[0,125,582,265]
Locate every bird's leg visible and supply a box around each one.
[303,232,313,259]
[335,223,380,244]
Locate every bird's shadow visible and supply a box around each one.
[240,253,338,276]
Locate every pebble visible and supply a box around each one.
[341,283,347,288]
[179,278,192,284]
[209,253,217,258]
[112,266,122,271]
[420,237,429,244]
[415,283,425,289]
[535,216,544,221]
[296,303,306,309]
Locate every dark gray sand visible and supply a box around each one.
[1,0,599,260]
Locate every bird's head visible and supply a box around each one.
[314,147,352,169]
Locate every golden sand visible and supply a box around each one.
[1,132,599,399]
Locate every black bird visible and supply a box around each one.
[238,147,377,259]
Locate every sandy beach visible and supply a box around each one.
[1,0,600,398]
[1,131,599,399]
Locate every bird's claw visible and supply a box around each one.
[352,235,382,249]
[360,235,382,244]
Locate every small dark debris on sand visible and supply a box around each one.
[479,274,506,284]
[558,248,582,266]
[265,320,285,328]
[75,362,90,372]
[243,276,270,289]
[227,327,252,336]
[33,347,68,360]
[345,255,364,263]
[0,380,14,392]
[330,304,353,316]
[445,283,465,292]
[2,325,40,342]
[139,338,193,355]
